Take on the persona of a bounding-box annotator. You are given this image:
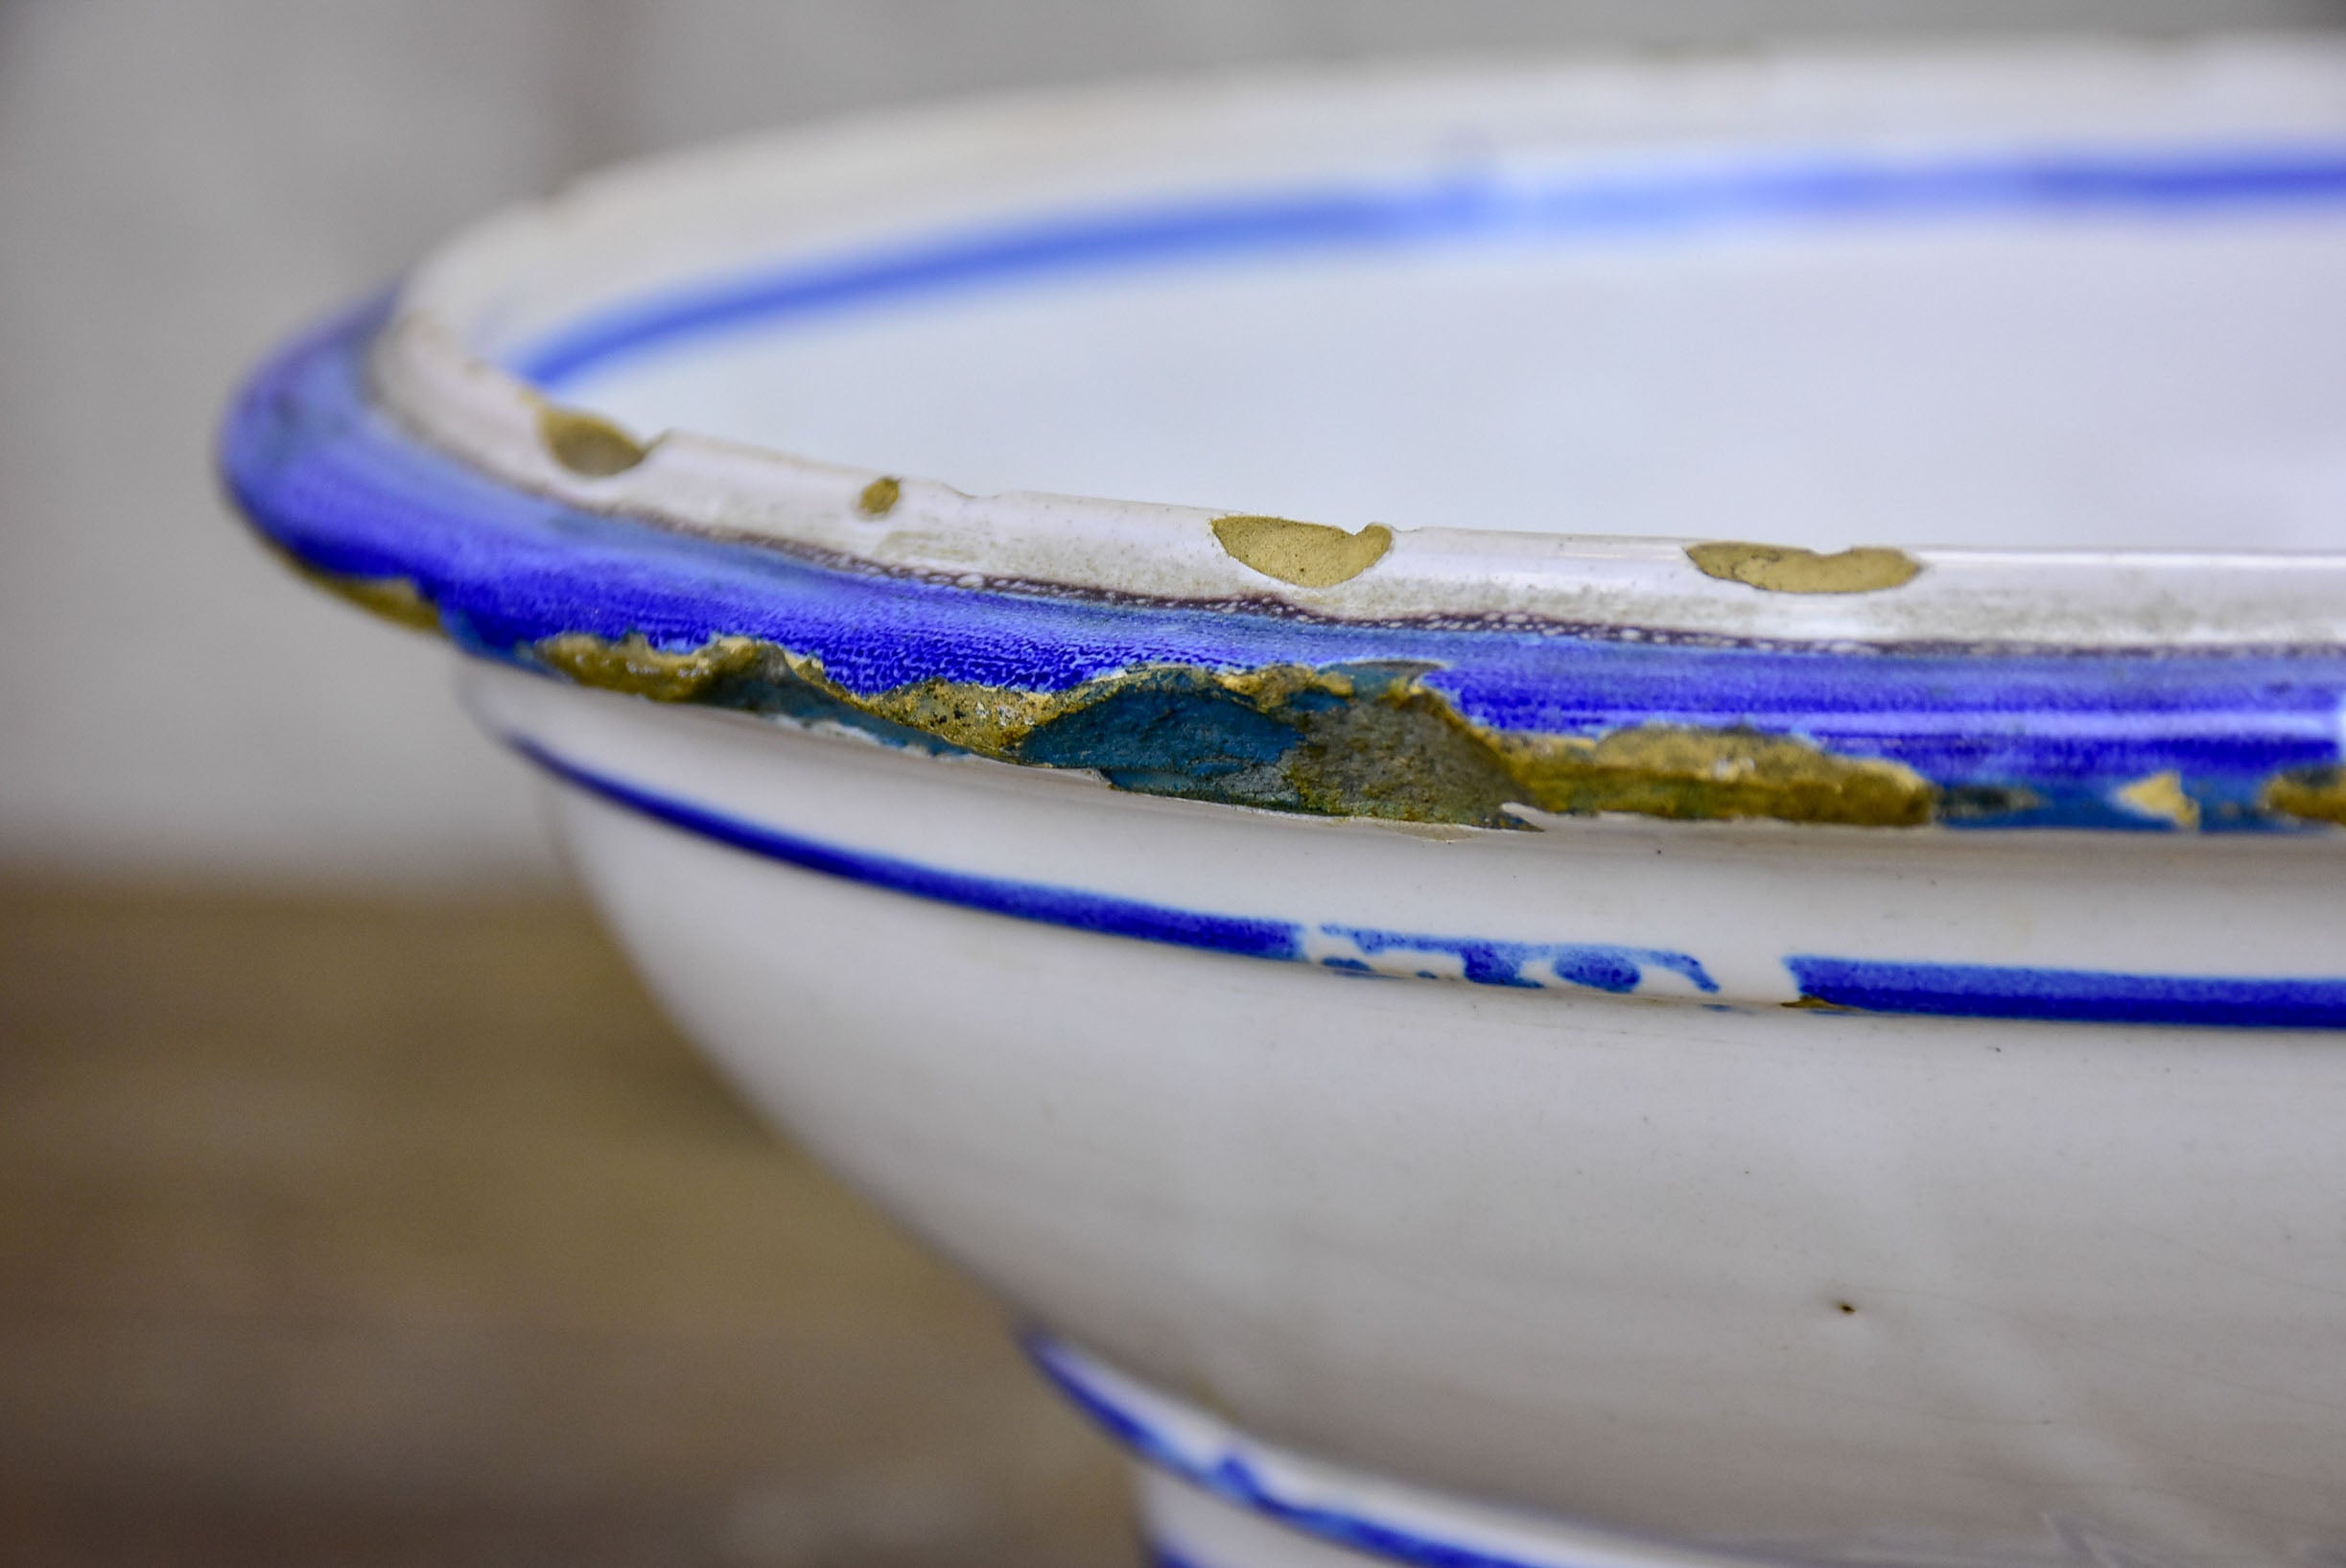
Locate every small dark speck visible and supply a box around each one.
[1837,1300,1858,1315]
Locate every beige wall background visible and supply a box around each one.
[5,0,2339,888]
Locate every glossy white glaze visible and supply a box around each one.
[470,662,2346,1565]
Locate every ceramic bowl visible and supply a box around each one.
[223,38,2346,1568]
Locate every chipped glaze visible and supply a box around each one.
[228,305,2346,832]
[533,401,649,477]
[224,39,2346,1568]
[2264,762,2346,825]
[1210,516,1396,589]
[1681,541,1923,596]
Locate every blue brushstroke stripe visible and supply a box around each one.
[516,145,2346,388]
[1318,924,1718,995]
[512,737,1717,997]
[1024,1333,1607,1568]
[514,734,2346,1031]
[514,738,1303,963]
[1785,955,2346,1029]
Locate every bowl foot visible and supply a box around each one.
[1138,1467,1407,1568]
[1027,1334,1752,1568]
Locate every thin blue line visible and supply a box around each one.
[1785,954,2346,1029]
[509,736,1717,997]
[511,737,1303,963]
[515,144,2346,388]
[519,736,2346,1033]
[1144,1542,1223,1568]
[1024,1333,1606,1568]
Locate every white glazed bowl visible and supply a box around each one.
[225,39,2346,1568]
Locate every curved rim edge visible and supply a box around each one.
[375,38,2346,649]
[222,296,2346,835]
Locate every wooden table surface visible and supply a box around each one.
[0,881,1130,1567]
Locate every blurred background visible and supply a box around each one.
[3,3,2342,1565]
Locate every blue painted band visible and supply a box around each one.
[509,736,1714,996]
[514,737,1301,962]
[514,734,2346,1030]
[1785,955,2346,1029]
[222,297,2346,833]
[515,144,2346,388]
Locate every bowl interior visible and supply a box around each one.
[537,146,2346,553]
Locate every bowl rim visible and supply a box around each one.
[380,35,2346,647]
[223,38,2346,837]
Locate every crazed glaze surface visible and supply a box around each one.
[223,39,2346,1568]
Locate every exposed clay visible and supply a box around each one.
[1212,515,1393,588]
[1498,726,1934,828]
[295,580,2196,837]
[2117,770,2200,831]
[1686,541,1922,595]
[285,557,441,633]
[2264,765,2346,827]
[528,630,1938,831]
[857,477,902,517]
[536,403,648,477]
[536,632,762,702]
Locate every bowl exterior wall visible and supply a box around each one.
[468,662,2346,1563]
